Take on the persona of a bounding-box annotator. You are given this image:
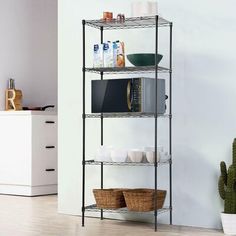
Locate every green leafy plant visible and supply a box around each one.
[218,139,236,214]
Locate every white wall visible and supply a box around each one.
[0,0,57,110]
[58,0,236,229]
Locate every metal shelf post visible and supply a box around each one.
[154,14,159,232]
[169,22,173,225]
[100,26,104,221]
[82,19,86,227]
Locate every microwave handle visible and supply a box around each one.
[127,81,132,111]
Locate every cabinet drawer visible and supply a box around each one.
[32,168,57,186]
[31,115,57,186]
[32,152,57,186]
[32,115,57,144]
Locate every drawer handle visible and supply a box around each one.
[45,168,55,172]
[45,121,55,124]
[45,146,55,149]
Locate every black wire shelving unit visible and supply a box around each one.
[82,15,173,232]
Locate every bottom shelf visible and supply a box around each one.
[85,204,170,215]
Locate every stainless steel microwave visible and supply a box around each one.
[91,78,166,114]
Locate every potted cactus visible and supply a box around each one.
[218,138,236,235]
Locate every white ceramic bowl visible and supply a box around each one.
[111,149,127,162]
[95,146,112,162]
[128,150,143,162]
[146,151,160,163]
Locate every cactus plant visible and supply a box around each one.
[218,138,236,214]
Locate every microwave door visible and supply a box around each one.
[92,79,132,113]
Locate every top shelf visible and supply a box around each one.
[84,16,172,30]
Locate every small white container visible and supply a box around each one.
[95,146,112,162]
[128,149,143,162]
[111,149,127,162]
[144,146,164,162]
[146,150,160,163]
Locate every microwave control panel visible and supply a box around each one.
[131,78,142,112]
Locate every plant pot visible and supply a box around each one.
[221,212,236,235]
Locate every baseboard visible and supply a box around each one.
[0,184,57,196]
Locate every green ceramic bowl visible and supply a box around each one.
[127,53,163,66]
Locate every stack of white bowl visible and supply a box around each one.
[95,146,166,163]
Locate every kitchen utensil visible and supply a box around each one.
[22,105,55,111]
[127,53,163,66]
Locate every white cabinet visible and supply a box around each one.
[0,111,57,196]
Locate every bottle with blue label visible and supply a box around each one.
[93,44,103,67]
[103,41,113,67]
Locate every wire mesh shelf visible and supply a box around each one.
[85,66,170,74]
[84,113,170,119]
[85,204,170,215]
[85,16,171,30]
[85,158,171,166]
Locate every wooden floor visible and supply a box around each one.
[0,195,223,236]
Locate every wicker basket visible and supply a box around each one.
[123,189,166,212]
[93,189,126,209]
